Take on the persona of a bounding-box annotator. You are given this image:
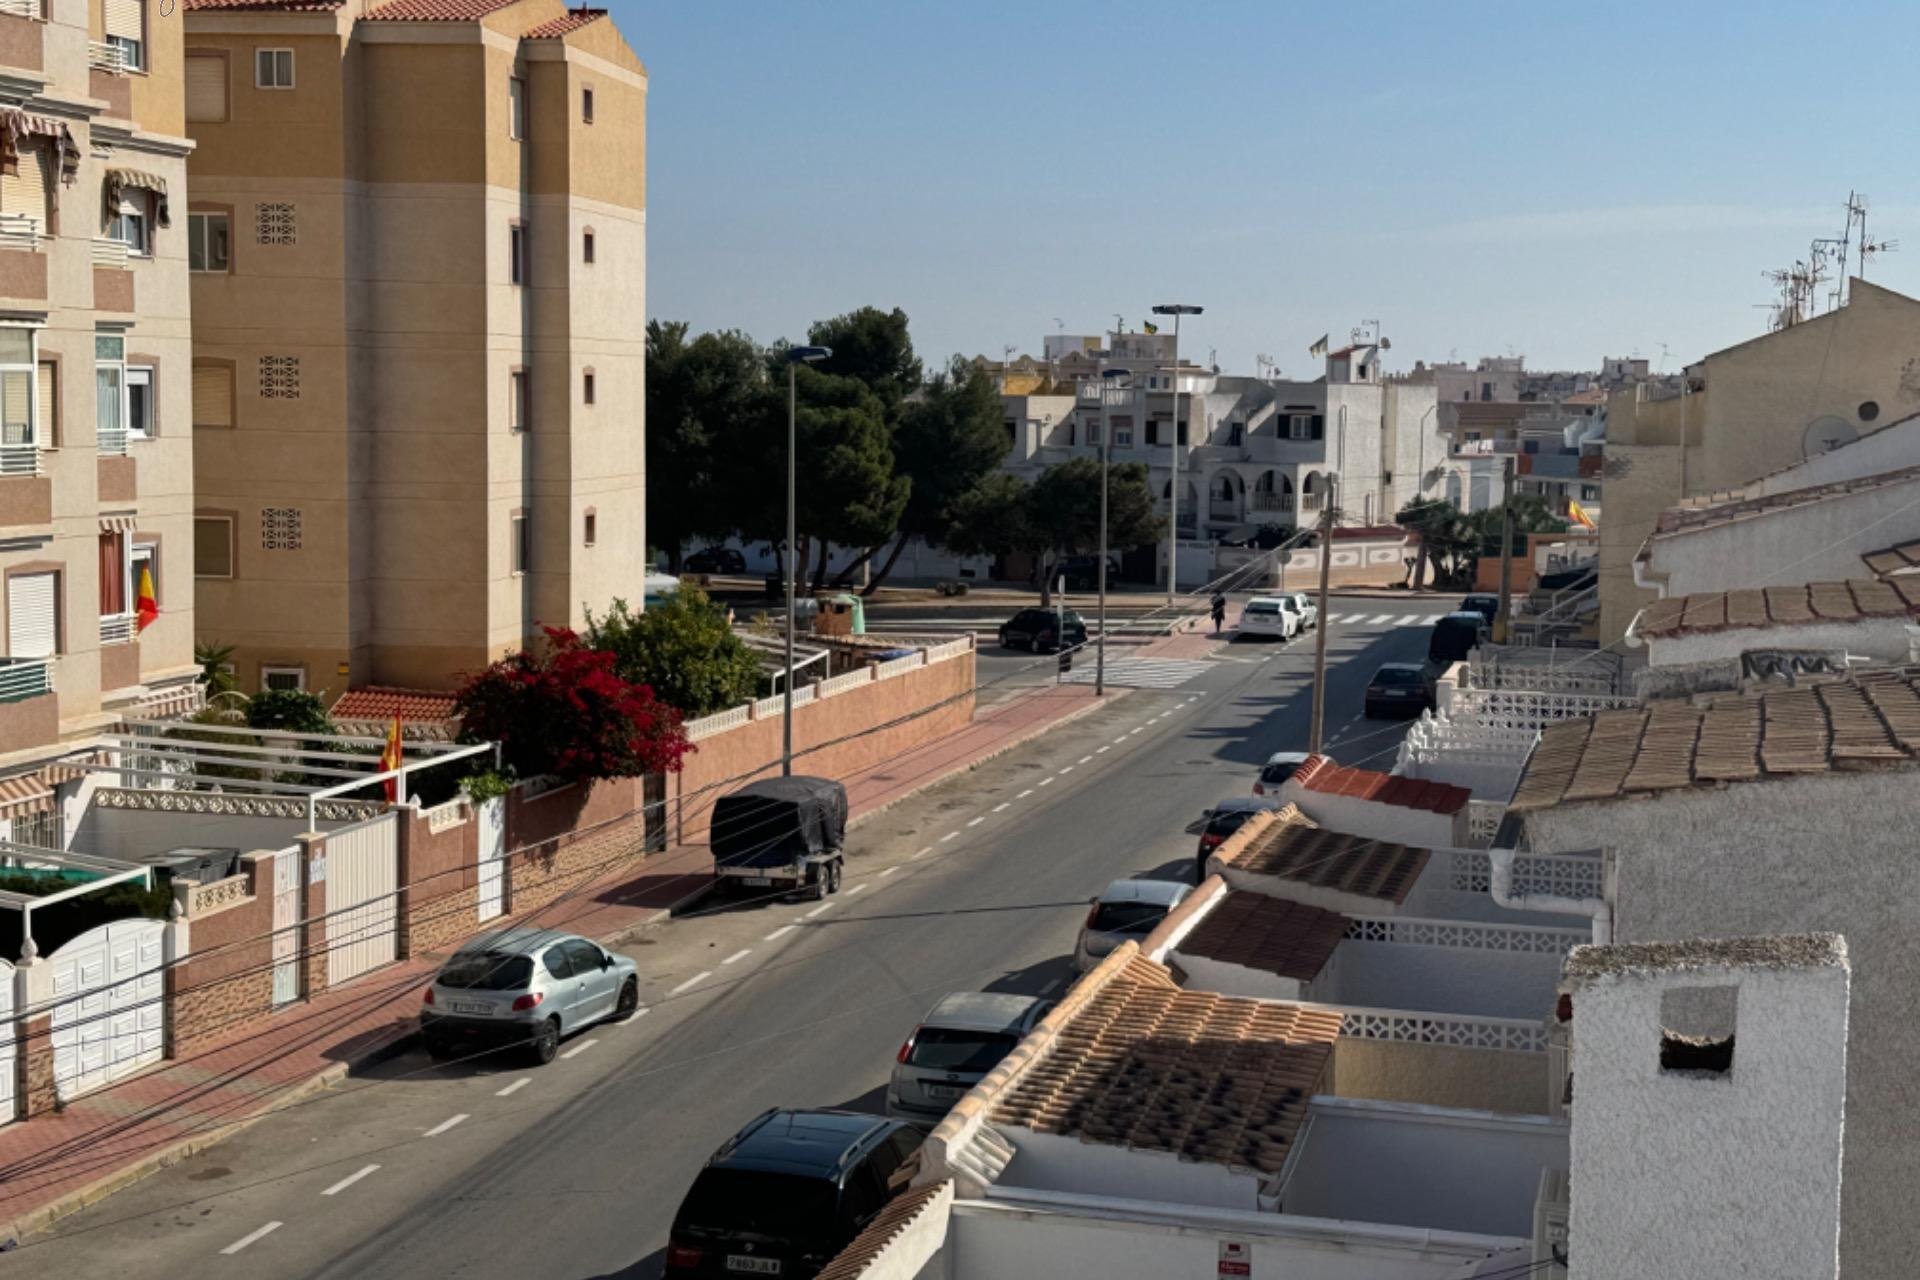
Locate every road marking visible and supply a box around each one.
[221,1223,283,1255]
[940,831,960,842]
[1396,614,1420,625]
[1128,727,1144,735]
[992,802,1010,813]
[912,848,932,859]
[966,816,985,827]
[1078,755,1093,765]
[1016,789,1034,799]
[1423,614,1445,624]
[669,971,713,995]
[803,903,833,919]
[764,925,796,942]
[847,882,869,895]
[1059,765,1075,774]
[881,866,901,878]
[721,949,752,966]
[1039,978,1063,995]
[495,1077,531,1097]
[424,1114,469,1138]
[1113,736,1128,744]
[1095,745,1111,754]
[561,1040,598,1060]
[322,1165,380,1197]
[1038,776,1054,786]
[1368,613,1394,624]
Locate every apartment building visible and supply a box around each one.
[182,0,646,694]
[0,0,200,783]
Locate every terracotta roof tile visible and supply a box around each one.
[1290,754,1471,815]
[989,957,1340,1176]
[1862,537,1920,577]
[1216,805,1429,905]
[183,0,342,9]
[1639,580,1920,641]
[523,5,602,36]
[1177,892,1349,981]
[362,0,517,20]
[329,686,460,724]
[816,1182,948,1280]
[1510,669,1920,811]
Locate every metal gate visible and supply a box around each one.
[271,848,301,1007]
[326,814,398,986]
[475,797,506,923]
[50,918,165,1102]
[0,956,14,1124]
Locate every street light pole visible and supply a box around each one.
[1308,473,1337,754]
[782,345,832,776]
[1096,367,1130,696]
[1152,303,1203,609]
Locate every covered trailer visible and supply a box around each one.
[709,776,848,901]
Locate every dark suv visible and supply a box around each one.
[998,607,1088,652]
[685,546,747,575]
[666,1109,924,1277]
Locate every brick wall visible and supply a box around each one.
[168,856,280,1059]
[16,1010,52,1118]
[503,777,643,916]
[397,804,481,957]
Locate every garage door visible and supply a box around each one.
[327,813,398,986]
[0,956,14,1124]
[50,918,165,1102]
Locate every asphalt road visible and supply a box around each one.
[5,616,1432,1280]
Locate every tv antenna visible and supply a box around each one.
[1053,317,1065,331]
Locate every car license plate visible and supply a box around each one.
[925,1084,963,1101]
[740,876,772,887]
[451,1002,492,1016]
[726,1257,781,1275]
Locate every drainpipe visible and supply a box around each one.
[1487,845,1611,944]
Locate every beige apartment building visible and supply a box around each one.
[182,0,646,694]
[0,0,201,790]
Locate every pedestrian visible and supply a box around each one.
[1210,592,1227,634]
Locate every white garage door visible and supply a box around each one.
[50,918,165,1102]
[327,814,398,986]
[0,956,14,1124]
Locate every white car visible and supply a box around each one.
[1278,592,1319,631]
[1253,751,1310,797]
[1238,596,1298,640]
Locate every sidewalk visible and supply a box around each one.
[0,675,1125,1245]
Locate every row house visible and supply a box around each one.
[1433,399,1604,519]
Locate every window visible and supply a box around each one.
[108,198,150,256]
[36,359,55,447]
[1286,414,1313,440]
[0,327,37,450]
[1581,484,1600,502]
[185,53,228,122]
[583,510,596,546]
[188,212,229,272]
[195,515,234,578]
[582,85,594,123]
[254,48,294,89]
[509,369,528,431]
[583,371,595,405]
[100,531,128,616]
[127,366,154,440]
[96,335,126,452]
[1146,421,1160,447]
[105,0,145,72]
[261,665,305,692]
[7,571,58,658]
[582,229,594,263]
[509,224,526,284]
[508,76,525,140]
[10,806,61,851]
[1112,416,1133,447]
[0,140,49,230]
[1227,422,1243,447]
[510,511,528,574]
[1085,417,1101,446]
[192,361,234,428]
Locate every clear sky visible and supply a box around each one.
[622,0,1920,378]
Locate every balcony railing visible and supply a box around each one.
[0,655,52,703]
[101,614,134,646]
[0,212,39,253]
[0,0,39,17]
[1208,499,1240,520]
[0,442,39,476]
[98,423,128,456]
[1250,492,1292,513]
[91,236,130,269]
[88,41,126,74]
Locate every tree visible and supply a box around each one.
[1025,458,1162,603]
[942,472,1041,566]
[864,356,1007,594]
[807,307,922,415]
[454,627,690,783]
[195,641,239,699]
[583,589,761,718]
[646,321,772,571]
[245,689,332,734]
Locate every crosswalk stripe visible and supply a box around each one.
[1395,614,1420,625]
[1422,614,1444,625]
[1059,658,1211,689]
[1367,614,1394,624]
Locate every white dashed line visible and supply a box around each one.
[940,831,960,842]
[721,949,752,966]
[561,1040,599,1060]
[846,883,869,896]
[322,1164,380,1197]
[992,802,1010,813]
[804,903,833,919]
[1059,765,1075,774]
[1038,777,1054,787]
[881,866,901,878]
[1096,746,1111,754]
[424,1114,469,1138]
[1368,614,1394,625]
[1112,736,1128,745]
[496,1077,531,1097]
[1016,790,1034,799]
[966,816,985,827]
[1078,755,1093,765]
[221,1223,283,1255]
[764,925,796,942]
[1128,727,1143,736]
[669,971,713,996]
[911,848,932,859]
[1396,614,1420,625]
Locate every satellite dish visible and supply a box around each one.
[1802,415,1859,458]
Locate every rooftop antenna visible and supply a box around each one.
[1853,190,1897,287]
[1114,313,1125,334]
[1053,317,1065,331]
[1655,342,1674,373]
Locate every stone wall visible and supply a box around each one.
[168,854,280,1059]
[397,802,481,956]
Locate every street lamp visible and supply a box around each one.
[782,344,832,777]
[1151,303,1202,608]
[1095,367,1131,696]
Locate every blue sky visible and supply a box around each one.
[623,0,1920,377]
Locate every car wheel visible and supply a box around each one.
[531,1017,561,1066]
[807,863,830,901]
[613,978,640,1021]
[827,858,843,894]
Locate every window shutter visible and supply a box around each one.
[36,361,55,446]
[0,368,31,444]
[104,0,142,41]
[193,364,232,427]
[1311,414,1325,440]
[186,56,227,122]
[0,143,47,228]
[7,571,57,658]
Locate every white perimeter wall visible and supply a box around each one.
[1314,938,1566,1021]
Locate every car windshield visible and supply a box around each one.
[437,952,534,991]
[674,1169,837,1239]
[1060,612,1084,626]
[1090,901,1169,934]
[1209,809,1257,837]
[1260,761,1301,785]
[907,1027,1020,1073]
[1374,668,1425,685]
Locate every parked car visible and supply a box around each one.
[685,546,747,575]
[1195,796,1282,880]
[1253,750,1310,797]
[1278,592,1319,632]
[998,607,1088,652]
[419,928,639,1066]
[1459,593,1500,623]
[887,993,1051,1126]
[665,1109,925,1278]
[711,776,847,901]
[1363,662,1437,719]
[1427,610,1490,665]
[1236,595,1297,640]
[1056,554,1121,592]
[1074,879,1193,971]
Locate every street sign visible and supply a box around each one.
[1218,1240,1251,1277]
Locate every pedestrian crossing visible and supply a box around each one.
[1321,612,1446,628]
[1059,657,1213,689]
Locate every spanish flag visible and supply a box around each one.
[134,564,159,633]
[1141,321,1158,334]
[1568,500,1596,531]
[379,715,403,803]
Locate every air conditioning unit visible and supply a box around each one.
[1532,1165,1570,1274]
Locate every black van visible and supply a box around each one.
[1427,611,1489,665]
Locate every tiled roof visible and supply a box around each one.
[1636,578,1920,638]
[816,1182,949,1280]
[1509,670,1920,812]
[1177,891,1348,981]
[183,0,342,9]
[329,686,460,723]
[1217,805,1429,905]
[989,954,1340,1176]
[362,0,518,20]
[1291,754,1472,816]
[524,5,602,36]
[1646,461,1920,549]
[1863,538,1920,577]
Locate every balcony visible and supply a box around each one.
[0,654,52,703]
[92,236,129,268]
[0,441,38,476]
[93,237,135,314]
[0,213,39,254]
[100,614,134,646]
[88,40,125,73]
[97,423,128,456]
[1250,492,1293,514]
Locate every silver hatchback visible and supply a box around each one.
[888,992,1051,1126]
[419,927,641,1066]
[1073,879,1193,972]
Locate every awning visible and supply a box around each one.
[104,167,170,229]
[0,109,80,208]
[100,514,137,533]
[38,754,104,785]
[0,773,53,820]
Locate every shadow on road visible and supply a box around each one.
[583,1249,664,1280]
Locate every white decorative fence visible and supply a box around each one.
[1467,648,1624,695]
[1316,1003,1549,1054]
[1463,799,1506,848]
[1443,686,1639,733]
[681,635,973,742]
[1343,915,1589,957]
[1394,715,1539,795]
[1447,850,1603,899]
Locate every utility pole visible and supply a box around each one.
[1494,456,1516,645]
[1152,303,1203,607]
[1095,368,1129,696]
[781,345,832,775]
[1308,474,1337,754]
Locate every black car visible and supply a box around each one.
[998,607,1088,652]
[1195,796,1280,880]
[1427,611,1489,665]
[666,1109,925,1278]
[1459,593,1499,623]
[1364,662,1437,718]
[685,546,747,575]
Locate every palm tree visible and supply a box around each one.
[195,641,240,698]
